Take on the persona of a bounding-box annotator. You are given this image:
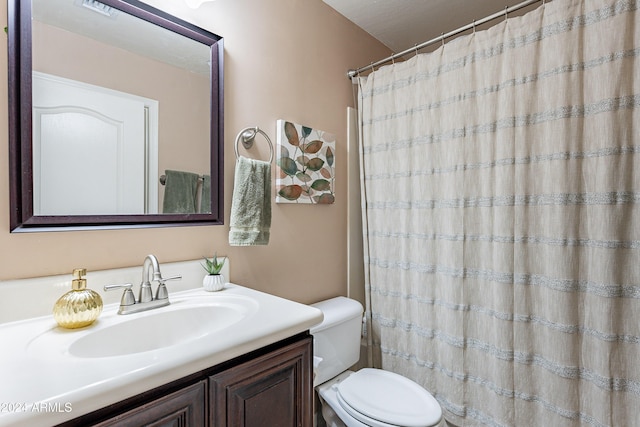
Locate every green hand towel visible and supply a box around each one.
[229,157,271,246]
[200,175,211,213]
[162,170,199,214]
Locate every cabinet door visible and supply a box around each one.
[92,380,206,427]
[210,336,313,427]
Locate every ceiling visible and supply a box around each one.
[33,0,211,75]
[322,0,538,54]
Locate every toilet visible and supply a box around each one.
[311,297,442,427]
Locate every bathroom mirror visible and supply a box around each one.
[7,0,224,231]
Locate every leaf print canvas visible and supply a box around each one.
[275,120,336,204]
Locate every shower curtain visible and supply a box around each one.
[356,0,639,426]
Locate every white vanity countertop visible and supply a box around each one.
[0,284,323,427]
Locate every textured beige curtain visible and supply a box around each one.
[357,0,639,426]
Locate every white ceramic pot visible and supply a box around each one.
[203,274,225,292]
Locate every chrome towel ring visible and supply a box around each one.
[234,126,274,163]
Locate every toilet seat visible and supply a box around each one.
[336,369,442,427]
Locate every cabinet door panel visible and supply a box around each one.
[92,380,206,427]
[210,337,313,427]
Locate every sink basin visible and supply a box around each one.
[71,304,245,357]
[27,295,258,359]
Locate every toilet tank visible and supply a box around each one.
[310,297,363,386]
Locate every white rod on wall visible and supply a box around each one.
[347,0,544,78]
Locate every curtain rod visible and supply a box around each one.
[347,0,544,78]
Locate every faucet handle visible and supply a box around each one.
[159,274,182,283]
[155,275,181,300]
[104,283,135,306]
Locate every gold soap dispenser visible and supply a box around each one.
[53,268,103,329]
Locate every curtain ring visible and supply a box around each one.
[472,19,476,33]
[391,54,396,64]
[414,43,419,56]
[370,62,374,73]
[441,33,445,47]
[504,6,508,20]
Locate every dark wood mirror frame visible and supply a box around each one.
[7,0,224,232]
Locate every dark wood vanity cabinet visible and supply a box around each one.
[58,333,312,427]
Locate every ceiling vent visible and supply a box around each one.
[80,0,119,18]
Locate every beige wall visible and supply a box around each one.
[0,0,390,303]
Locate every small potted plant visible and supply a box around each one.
[201,253,226,292]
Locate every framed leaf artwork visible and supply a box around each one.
[275,120,336,204]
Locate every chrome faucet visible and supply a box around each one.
[105,255,182,315]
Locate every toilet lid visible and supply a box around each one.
[336,369,442,427]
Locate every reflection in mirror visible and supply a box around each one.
[8,0,224,231]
